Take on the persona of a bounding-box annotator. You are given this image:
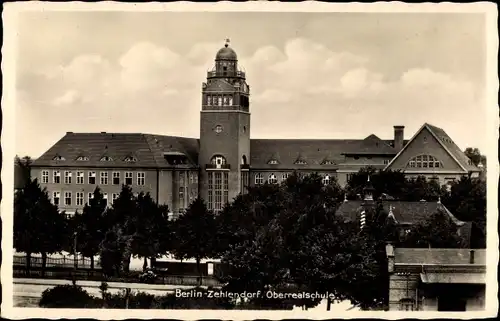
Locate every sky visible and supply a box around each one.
[13,10,489,158]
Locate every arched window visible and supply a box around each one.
[255,173,264,185]
[282,173,289,181]
[100,156,113,162]
[268,173,278,184]
[211,155,227,169]
[241,155,247,165]
[407,155,441,168]
[322,174,331,185]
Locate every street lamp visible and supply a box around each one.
[72,232,77,286]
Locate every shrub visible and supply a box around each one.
[139,270,157,284]
[39,284,99,308]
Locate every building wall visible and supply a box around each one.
[32,167,159,214]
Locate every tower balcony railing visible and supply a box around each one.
[206,164,231,170]
[207,71,246,78]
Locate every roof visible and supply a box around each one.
[420,272,485,284]
[394,248,486,265]
[335,200,462,225]
[204,79,235,92]
[385,123,479,172]
[250,135,397,169]
[31,133,199,168]
[216,45,237,60]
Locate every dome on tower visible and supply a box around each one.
[216,41,237,60]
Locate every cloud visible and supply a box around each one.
[17,37,484,158]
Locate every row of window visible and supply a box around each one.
[407,155,442,168]
[42,170,145,186]
[207,172,229,212]
[207,95,233,107]
[254,173,332,185]
[52,191,119,207]
[53,155,137,162]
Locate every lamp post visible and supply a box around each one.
[72,232,77,286]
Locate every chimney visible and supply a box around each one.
[470,250,475,264]
[394,126,405,151]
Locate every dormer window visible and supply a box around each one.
[295,159,307,165]
[76,156,89,161]
[321,160,335,165]
[100,156,114,162]
[268,159,279,165]
[53,155,66,161]
[124,156,137,162]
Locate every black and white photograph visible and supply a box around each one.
[1,1,498,319]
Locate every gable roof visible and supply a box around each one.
[31,133,199,168]
[384,123,478,172]
[335,200,464,225]
[250,136,398,169]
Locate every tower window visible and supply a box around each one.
[211,155,227,169]
[214,125,223,134]
[218,96,223,106]
[229,96,233,106]
[224,96,229,105]
[207,96,212,106]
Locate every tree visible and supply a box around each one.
[14,178,66,276]
[401,210,468,249]
[464,147,487,167]
[74,187,107,270]
[131,192,171,270]
[442,177,486,248]
[171,198,217,286]
[14,155,32,188]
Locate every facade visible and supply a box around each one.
[386,245,486,311]
[29,42,481,215]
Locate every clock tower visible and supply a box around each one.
[199,40,251,212]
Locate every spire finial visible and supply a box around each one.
[225,38,230,48]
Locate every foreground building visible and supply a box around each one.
[29,41,481,215]
[386,245,486,311]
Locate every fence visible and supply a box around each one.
[13,254,100,269]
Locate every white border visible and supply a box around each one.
[2,1,498,320]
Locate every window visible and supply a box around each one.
[383,159,389,165]
[207,172,229,212]
[347,173,355,183]
[268,159,279,165]
[207,96,212,106]
[125,172,133,185]
[53,171,61,184]
[399,298,414,311]
[295,159,307,165]
[218,96,223,106]
[112,193,119,205]
[189,172,194,184]
[211,155,227,168]
[41,170,49,184]
[76,156,89,161]
[53,192,61,205]
[112,172,120,185]
[229,96,233,106]
[88,171,96,184]
[124,156,137,162]
[88,192,94,203]
[268,173,278,184]
[223,96,229,105]
[76,192,84,206]
[137,172,145,185]
[53,155,65,161]
[76,171,84,184]
[64,192,72,206]
[100,156,113,162]
[321,160,335,165]
[407,155,441,168]
[282,173,289,181]
[103,193,108,207]
[64,171,72,184]
[255,173,264,185]
[322,174,331,185]
[100,172,109,185]
[179,187,184,200]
